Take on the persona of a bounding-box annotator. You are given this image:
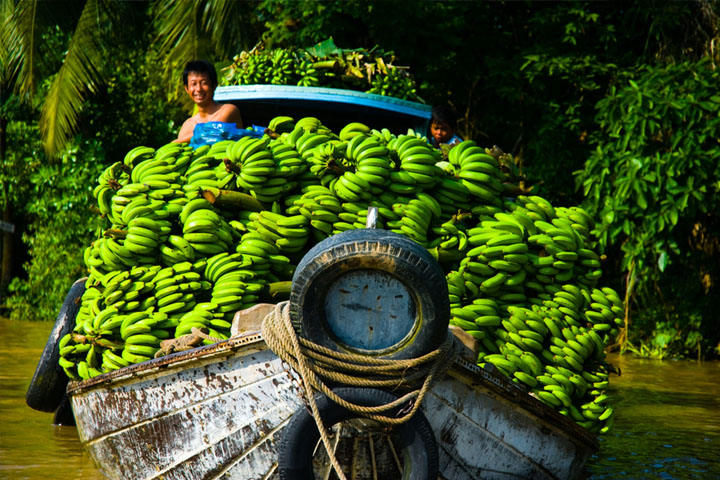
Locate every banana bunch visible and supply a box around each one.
[146,262,207,317]
[233,49,274,85]
[183,143,226,189]
[246,210,311,253]
[389,196,441,247]
[367,65,419,101]
[270,48,295,85]
[179,199,235,258]
[93,161,129,217]
[292,186,343,238]
[267,115,296,136]
[219,45,421,101]
[222,136,278,195]
[348,134,392,192]
[368,127,395,146]
[295,58,320,87]
[584,287,625,343]
[327,134,391,202]
[123,216,170,259]
[269,141,305,179]
[339,122,371,141]
[307,141,351,188]
[428,214,471,254]
[451,141,505,207]
[396,135,442,190]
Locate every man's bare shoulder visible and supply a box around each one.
[217,103,243,127]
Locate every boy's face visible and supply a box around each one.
[184,72,216,107]
[431,120,453,145]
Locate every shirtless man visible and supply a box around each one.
[174,60,243,144]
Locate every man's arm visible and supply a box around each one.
[173,117,195,144]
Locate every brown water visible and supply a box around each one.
[2,316,719,480]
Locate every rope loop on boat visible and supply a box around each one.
[262,300,455,479]
[263,300,456,423]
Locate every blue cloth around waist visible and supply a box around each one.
[190,121,265,148]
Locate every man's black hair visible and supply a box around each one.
[431,104,458,130]
[182,60,218,87]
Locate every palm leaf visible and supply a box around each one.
[1,0,39,96]
[40,0,112,158]
[200,0,252,59]
[152,0,203,99]
[153,0,254,105]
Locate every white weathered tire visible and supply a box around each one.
[289,229,449,360]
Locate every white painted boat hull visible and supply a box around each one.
[68,333,597,480]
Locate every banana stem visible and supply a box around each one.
[264,281,291,301]
[312,60,338,69]
[104,229,128,239]
[201,188,265,212]
[428,247,465,266]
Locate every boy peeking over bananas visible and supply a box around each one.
[174,60,243,144]
[429,104,462,148]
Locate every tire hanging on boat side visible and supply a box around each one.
[26,277,86,413]
[289,229,450,360]
[278,387,439,480]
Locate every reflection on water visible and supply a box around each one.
[584,353,720,479]
[0,317,104,480]
[2,317,720,479]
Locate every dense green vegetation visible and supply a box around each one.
[1,0,719,359]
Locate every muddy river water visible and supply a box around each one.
[1,317,719,479]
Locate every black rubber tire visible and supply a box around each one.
[52,395,76,426]
[26,277,86,413]
[278,387,439,480]
[289,229,449,360]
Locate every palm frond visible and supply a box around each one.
[152,0,202,88]
[1,0,39,96]
[40,0,111,158]
[200,0,252,59]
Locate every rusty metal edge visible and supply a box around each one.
[66,330,598,452]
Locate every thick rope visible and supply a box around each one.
[262,301,456,480]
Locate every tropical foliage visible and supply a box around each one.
[578,59,720,358]
[1,0,719,358]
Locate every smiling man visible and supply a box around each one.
[174,60,243,144]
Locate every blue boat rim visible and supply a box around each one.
[214,84,432,120]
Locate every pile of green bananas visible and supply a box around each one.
[63,116,623,435]
[220,45,422,102]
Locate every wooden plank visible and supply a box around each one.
[73,347,291,439]
[424,376,591,480]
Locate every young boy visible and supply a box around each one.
[174,60,244,144]
[429,104,462,148]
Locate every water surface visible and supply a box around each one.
[584,353,720,479]
[2,317,719,479]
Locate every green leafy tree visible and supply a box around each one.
[577,59,720,358]
[5,138,105,321]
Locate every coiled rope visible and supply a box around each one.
[261,301,456,480]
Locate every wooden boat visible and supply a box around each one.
[65,229,598,480]
[66,328,597,480]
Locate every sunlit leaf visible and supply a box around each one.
[657,251,668,272]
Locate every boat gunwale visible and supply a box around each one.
[66,332,266,396]
[66,329,599,452]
